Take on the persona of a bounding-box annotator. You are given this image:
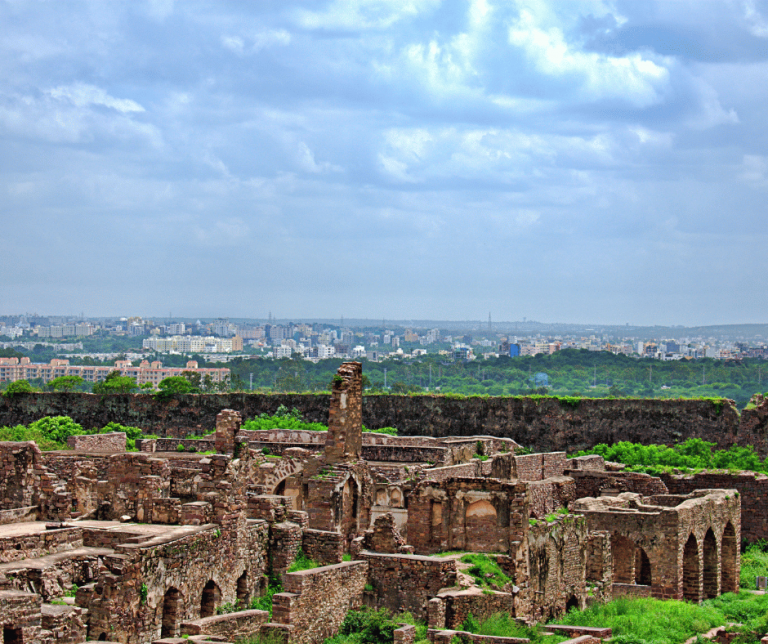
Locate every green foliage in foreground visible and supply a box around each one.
[325,608,429,644]
[555,596,725,644]
[741,541,768,589]
[459,613,568,644]
[242,405,398,435]
[575,438,768,475]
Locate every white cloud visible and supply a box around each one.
[193,219,251,246]
[740,154,768,186]
[743,0,768,37]
[295,0,439,31]
[222,29,291,55]
[49,83,145,114]
[508,8,670,106]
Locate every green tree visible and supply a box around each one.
[156,376,196,396]
[181,370,202,390]
[48,375,85,392]
[2,380,37,398]
[93,371,138,394]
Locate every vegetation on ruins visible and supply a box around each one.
[556,594,768,644]
[324,607,429,644]
[574,438,768,476]
[242,405,399,435]
[0,415,156,450]
[458,613,568,644]
[740,540,768,589]
[459,553,511,589]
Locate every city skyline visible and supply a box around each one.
[2,1,768,326]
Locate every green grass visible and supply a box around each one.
[460,613,568,644]
[287,549,321,574]
[740,541,768,589]
[705,592,768,636]
[553,596,724,644]
[459,553,511,589]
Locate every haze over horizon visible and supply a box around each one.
[2,1,767,327]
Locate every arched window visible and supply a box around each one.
[683,534,700,602]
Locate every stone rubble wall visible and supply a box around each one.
[433,591,516,630]
[180,609,269,641]
[271,560,368,644]
[0,525,83,564]
[359,551,457,621]
[302,529,345,565]
[0,589,42,643]
[66,432,126,453]
[567,470,668,500]
[527,477,577,519]
[0,393,751,455]
[527,514,588,622]
[0,506,37,525]
[661,471,768,543]
[40,603,87,644]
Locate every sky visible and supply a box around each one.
[2,0,767,326]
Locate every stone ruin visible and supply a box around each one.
[0,362,743,644]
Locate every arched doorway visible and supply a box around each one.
[721,522,738,593]
[566,595,579,612]
[683,534,700,602]
[611,535,636,584]
[200,580,221,618]
[236,571,250,607]
[161,587,183,638]
[634,547,652,586]
[703,529,718,599]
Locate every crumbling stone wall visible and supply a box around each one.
[527,514,588,621]
[0,393,748,455]
[430,590,515,630]
[66,432,126,453]
[571,490,741,601]
[0,589,41,644]
[661,471,768,543]
[359,551,457,620]
[325,362,363,464]
[271,560,368,644]
[406,478,529,555]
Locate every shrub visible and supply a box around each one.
[2,380,36,398]
[459,553,510,588]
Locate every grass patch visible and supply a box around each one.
[287,549,321,574]
[459,553,510,589]
[554,596,724,644]
[460,613,568,644]
[740,541,768,589]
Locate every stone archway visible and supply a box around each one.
[683,534,700,602]
[703,529,718,599]
[465,499,498,552]
[611,535,637,584]
[721,522,738,594]
[634,547,652,586]
[161,587,183,638]
[200,580,221,618]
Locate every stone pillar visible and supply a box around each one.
[215,409,242,455]
[324,362,363,464]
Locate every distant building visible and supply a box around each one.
[0,357,229,387]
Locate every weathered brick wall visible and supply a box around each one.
[180,609,269,640]
[272,560,368,644]
[0,525,83,563]
[661,471,768,543]
[86,518,269,643]
[361,445,449,465]
[360,551,457,620]
[422,462,480,483]
[0,506,37,525]
[527,477,576,519]
[148,438,216,452]
[438,591,515,629]
[40,603,87,644]
[568,470,668,500]
[585,531,613,603]
[325,362,363,464]
[527,514,588,622]
[0,590,42,643]
[66,432,125,453]
[303,529,345,565]
[0,393,748,455]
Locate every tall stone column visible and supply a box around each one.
[215,409,242,455]
[324,362,363,463]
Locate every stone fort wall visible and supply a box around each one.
[3,392,765,455]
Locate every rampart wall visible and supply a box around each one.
[3,393,764,455]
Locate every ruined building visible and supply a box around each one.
[0,362,741,644]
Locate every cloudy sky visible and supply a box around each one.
[2,0,767,326]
